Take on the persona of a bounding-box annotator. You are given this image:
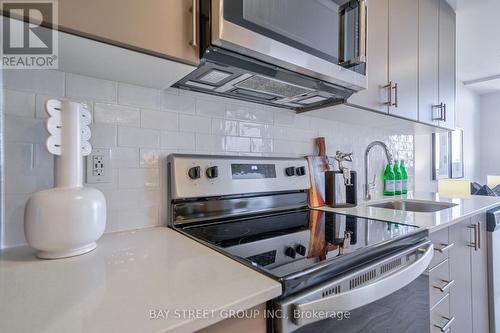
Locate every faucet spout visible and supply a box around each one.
[364,141,393,200]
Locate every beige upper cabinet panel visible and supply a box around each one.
[57,0,200,65]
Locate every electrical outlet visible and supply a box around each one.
[86,148,111,184]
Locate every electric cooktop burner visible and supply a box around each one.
[180,209,426,288]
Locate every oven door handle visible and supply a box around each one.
[292,242,433,327]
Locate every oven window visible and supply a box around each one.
[223,0,361,72]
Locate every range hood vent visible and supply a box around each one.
[174,47,354,112]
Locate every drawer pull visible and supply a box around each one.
[434,316,455,332]
[434,243,454,253]
[433,279,455,292]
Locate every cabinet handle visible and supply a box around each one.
[382,82,392,105]
[478,221,481,249]
[468,224,478,251]
[434,243,454,253]
[432,103,444,121]
[190,0,197,47]
[443,103,447,122]
[392,83,398,108]
[434,316,455,332]
[433,279,455,292]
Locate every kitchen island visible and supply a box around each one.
[0,227,281,333]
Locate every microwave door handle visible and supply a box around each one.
[339,0,367,67]
[291,242,433,327]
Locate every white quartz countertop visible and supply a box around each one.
[0,227,281,333]
[316,192,500,232]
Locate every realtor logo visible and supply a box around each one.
[1,0,58,68]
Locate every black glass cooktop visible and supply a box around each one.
[180,209,425,286]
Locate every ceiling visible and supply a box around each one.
[456,0,500,94]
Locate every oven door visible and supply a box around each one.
[209,0,367,91]
[273,241,433,333]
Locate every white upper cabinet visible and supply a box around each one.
[419,0,440,126]
[347,0,389,113]
[348,0,456,129]
[388,0,419,120]
[438,0,457,130]
[418,0,456,130]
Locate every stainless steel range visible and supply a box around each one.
[167,154,434,333]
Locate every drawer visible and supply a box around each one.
[431,293,454,333]
[429,258,453,307]
[430,228,453,268]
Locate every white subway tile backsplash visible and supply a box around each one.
[141,109,178,131]
[66,73,117,102]
[161,131,195,150]
[118,83,161,109]
[1,69,65,96]
[196,99,226,118]
[179,114,211,133]
[226,103,274,123]
[1,70,415,249]
[161,91,195,114]
[94,103,140,126]
[251,138,273,153]
[117,126,160,148]
[2,90,35,117]
[139,149,172,169]
[225,136,251,152]
[118,168,159,189]
[3,195,31,247]
[4,143,33,172]
[110,147,140,168]
[4,115,46,143]
[196,134,225,152]
[239,122,273,138]
[90,123,117,147]
[212,119,238,136]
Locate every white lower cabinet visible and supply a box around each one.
[429,214,489,333]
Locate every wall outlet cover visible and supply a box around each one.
[86,148,112,184]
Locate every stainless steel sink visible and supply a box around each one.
[368,200,457,213]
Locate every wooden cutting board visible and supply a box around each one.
[306,137,338,259]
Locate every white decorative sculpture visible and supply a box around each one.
[24,100,106,259]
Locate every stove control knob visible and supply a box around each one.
[295,244,306,256]
[285,247,296,259]
[188,166,201,179]
[285,166,296,176]
[295,166,306,176]
[206,166,219,179]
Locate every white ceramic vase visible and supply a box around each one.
[24,100,106,259]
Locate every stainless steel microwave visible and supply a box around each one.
[175,0,368,111]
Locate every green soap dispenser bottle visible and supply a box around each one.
[393,160,402,195]
[383,164,395,196]
[400,160,408,194]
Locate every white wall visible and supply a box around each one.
[415,83,481,191]
[480,91,500,182]
[0,70,414,249]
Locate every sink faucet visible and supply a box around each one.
[364,141,393,200]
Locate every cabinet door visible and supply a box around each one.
[471,214,489,333]
[388,0,419,120]
[418,0,440,126]
[438,0,456,129]
[347,0,389,113]
[57,0,200,65]
[449,219,473,333]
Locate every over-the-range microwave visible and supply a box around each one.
[175,0,368,112]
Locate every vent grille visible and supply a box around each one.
[380,258,402,274]
[349,269,377,289]
[322,285,341,297]
[235,75,313,98]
